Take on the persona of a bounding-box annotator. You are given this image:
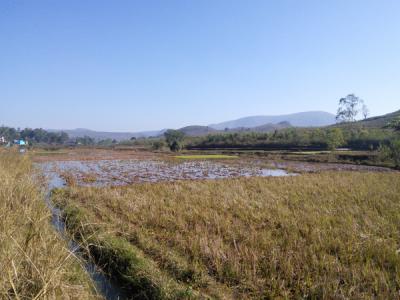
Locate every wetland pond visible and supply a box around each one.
[40,159,295,187]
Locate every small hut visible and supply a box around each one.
[14,140,27,153]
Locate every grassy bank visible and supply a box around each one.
[0,151,99,299]
[186,149,394,169]
[52,172,400,299]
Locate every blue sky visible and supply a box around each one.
[1,0,399,131]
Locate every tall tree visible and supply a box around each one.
[362,103,369,120]
[336,94,363,123]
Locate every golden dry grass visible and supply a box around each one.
[0,151,100,299]
[53,172,400,299]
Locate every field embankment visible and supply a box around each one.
[0,151,99,299]
[52,172,400,299]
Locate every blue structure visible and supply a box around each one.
[13,140,26,146]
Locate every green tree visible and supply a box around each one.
[326,128,345,150]
[58,132,69,144]
[164,130,185,152]
[379,140,400,168]
[390,140,400,167]
[152,140,166,150]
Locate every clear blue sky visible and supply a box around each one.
[1,0,399,131]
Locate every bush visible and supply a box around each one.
[379,139,400,167]
[152,140,166,151]
[164,130,185,152]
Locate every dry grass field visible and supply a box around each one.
[52,172,400,299]
[0,152,99,299]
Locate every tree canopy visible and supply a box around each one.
[0,126,69,144]
[336,94,367,123]
[164,130,185,152]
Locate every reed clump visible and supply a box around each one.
[0,151,99,299]
[53,171,400,299]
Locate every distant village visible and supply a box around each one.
[0,126,73,147]
[0,136,28,152]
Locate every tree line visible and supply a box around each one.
[183,127,395,151]
[0,127,69,144]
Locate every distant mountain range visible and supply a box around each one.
[209,111,336,129]
[178,121,293,136]
[50,111,336,141]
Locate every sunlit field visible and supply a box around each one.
[52,171,400,299]
[3,1,400,299]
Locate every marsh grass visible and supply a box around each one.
[53,172,400,299]
[81,172,98,183]
[0,151,99,299]
[60,170,77,186]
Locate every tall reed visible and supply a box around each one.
[0,151,99,299]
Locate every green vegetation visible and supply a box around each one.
[185,126,395,151]
[180,110,400,155]
[164,129,185,152]
[379,140,400,168]
[326,128,345,150]
[52,172,400,299]
[152,140,167,151]
[0,126,69,144]
[378,117,400,167]
[0,151,98,299]
[174,154,238,159]
[384,118,400,132]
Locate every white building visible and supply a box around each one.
[0,136,6,144]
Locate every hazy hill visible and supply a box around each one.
[176,122,292,136]
[53,120,293,140]
[209,111,336,129]
[334,110,400,129]
[227,121,292,133]
[177,126,217,136]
